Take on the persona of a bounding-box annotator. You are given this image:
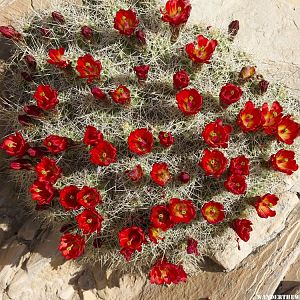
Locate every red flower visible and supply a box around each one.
[276,115,299,145]
[76,209,103,234]
[1,132,28,157]
[202,119,232,148]
[52,11,65,24]
[128,128,154,155]
[59,185,81,210]
[236,101,262,132]
[150,205,174,230]
[173,70,190,90]
[119,226,146,261]
[114,9,139,36]
[47,48,69,69]
[178,171,190,183]
[270,149,298,175]
[239,66,256,81]
[35,157,62,184]
[219,83,243,108]
[24,55,37,70]
[187,237,199,256]
[10,159,33,170]
[169,198,196,224]
[150,162,172,187]
[158,131,174,147]
[76,54,102,83]
[29,180,55,205]
[199,149,228,177]
[91,87,106,101]
[33,85,59,111]
[125,164,144,182]
[176,88,203,116]
[185,35,217,64]
[0,25,22,41]
[254,194,279,218]
[149,226,165,244]
[261,101,283,135]
[229,155,250,176]
[24,105,44,117]
[89,140,117,166]
[232,219,253,242]
[149,259,187,285]
[58,233,85,260]
[83,125,103,147]
[81,25,93,40]
[224,174,247,195]
[110,85,131,105]
[201,201,225,224]
[43,135,69,154]
[161,0,192,27]
[76,186,101,209]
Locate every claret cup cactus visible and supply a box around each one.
[0,0,299,285]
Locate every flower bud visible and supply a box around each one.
[18,114,35,126]
[27,146,48,158]
[24,105,44,117]
[136,29,146,45]
[91,87,106,101]
[178,171,190,183]
[258,79,269,94]
[228,20,240,37]
[51,11,65,24]
[0,25,22,41]
[21,72,34,82]
[81,25,93,40]
[40,27,51,37]
[239,66,256,81]
[9,159,33,170]
[24,55,37,71]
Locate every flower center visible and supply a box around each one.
[158,213,164,221]
[86,218,92,224]
[66,244,73,251]
[230,90,235,95]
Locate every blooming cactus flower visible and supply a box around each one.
[150,205,174,231]
[270,149,298,175]
[276,115,299,145]
[0,25,22,41]
[202,119,232,148]
[119,226,146,261]
[169,198,196,224]
[133,65,150,81]
[59,185,81,210]
[47,48,69,69]
[110,85,131,105]
[35,157,62,184]
[149,259,187,285]
[173,69,190,90]
[89,140,117,166]
[161,0,192,27]
[149,226,165,244]
[199,149,228,178]
[229,155,250,176]
[176,88,203,116]
[1,132,28,157]
[125,164,144,182]
[43,135,69,154]
[33,85,59,111]
[261,101,283,135]
[232,219,253,242]
[201,201,225,224]
[150,162,172,187]
[114,9,139,36]
[76,209,103,234]
[185,35,218,64]
[29,180,55,205]
[83,125,104,147]
[219,83,243,108]
[128,128,154,155]
[158,131,174,147]
[59,233,85,260]
[236,101,262,132]
[76,54,102,83]
[254,194,279,218]
[224,174,247,195]
[76,186,102,209]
